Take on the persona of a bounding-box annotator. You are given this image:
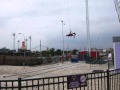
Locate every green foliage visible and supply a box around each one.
[49,48,55,56]
[55,49,62,55]
[72,49,78,55]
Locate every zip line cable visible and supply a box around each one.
[31,44,50,51]
[64,0,76,39]
[31,45,40,50]
[64,0,72,31]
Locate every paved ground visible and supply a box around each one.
[0,61,111,80]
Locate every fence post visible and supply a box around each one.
[107,70,110,90]
[18,78,21,90]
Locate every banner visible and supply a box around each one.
[67,74,87,89]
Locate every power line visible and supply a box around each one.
[31,44,50,51]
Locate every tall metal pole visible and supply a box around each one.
[66,35,68,54]
[13,33,15,55]
[18,40,20,52]
[40,40,42,57]
[86,0,91,56]
[61,20,65,62]
[114,0,120,22]
[25,39,27,50]
[29,36,31,51]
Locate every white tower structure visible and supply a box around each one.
[114,0,120,22]
[86,0,91,56]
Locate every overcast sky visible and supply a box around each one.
[0,0,120,51]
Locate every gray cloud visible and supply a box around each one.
[0,0,119,50]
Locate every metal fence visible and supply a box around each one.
[0,69,120,90]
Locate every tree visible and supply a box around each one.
[42,51,47,57]
[72,49,78,55]
[55,49,62,55]
[49,48,55,56]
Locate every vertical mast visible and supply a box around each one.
[86,0,91,56]
[40,40,42,57]
[29,36,31,51]
[114,0,120,22]
[13,33,15,55]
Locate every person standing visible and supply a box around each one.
[108,52,112,69]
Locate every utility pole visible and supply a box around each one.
[25,39,27,50]
[61,20,65,63]
[29,36,31,51]
[40,40,42,57]
[86,0,91,56]
[18,40,20,52]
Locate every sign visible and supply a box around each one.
[67,74,87,89]
[114,42,120,69]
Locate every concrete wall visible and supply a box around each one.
[0,55,4,65]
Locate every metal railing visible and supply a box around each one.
[0,69,120,90]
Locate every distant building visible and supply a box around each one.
[0,47,10,54]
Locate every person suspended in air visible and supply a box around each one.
[66,30,76,38]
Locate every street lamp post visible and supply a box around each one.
[17,40,20,52]
[29,36,31,52]
[61,20,65,63]
[40,40,42,57]
[18,33,26,57]
[12,33,16,56]
[25,39,27,50]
